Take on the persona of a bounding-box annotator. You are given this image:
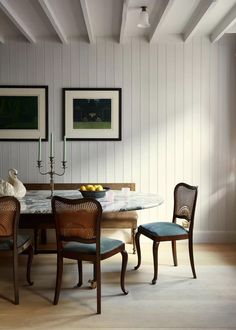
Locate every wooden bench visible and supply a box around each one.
[24,183,138,254]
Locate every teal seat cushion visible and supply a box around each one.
[141,222,188,237]
[63,237,123,255]
[0,234,30,251]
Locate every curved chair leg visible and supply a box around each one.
[131,229,136,254]
[26,244,34,285]
[93,262,97,282]
[171,240,178,266]
[134,232,141,270]
[96,260,101,314]
[152,241,160,285]
[188,238,197,278]
[77,260,83,287]
[13,250,19,305]
[53,253,63,305]
[120,250,129,295]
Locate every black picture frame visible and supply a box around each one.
[0,85,48,141]
[63,88,121,141]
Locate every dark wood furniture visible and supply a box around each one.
[22,183,138,254]
[134,182,198,284]
[0,196,33,304]
[52,196,128,314]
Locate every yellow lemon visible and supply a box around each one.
[96,185,103,191]
[80,185,86,191]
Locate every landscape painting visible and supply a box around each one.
[73,98,112,129]
[64,88,121,141]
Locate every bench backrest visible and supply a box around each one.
[24,183,135,191]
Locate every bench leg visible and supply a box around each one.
[40,229,47,244]
[132,228,136,254]
[34,229,39,254]
[34,229,48,254]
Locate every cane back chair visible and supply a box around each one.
[135,183,198,284]
[0,196,33,304]
[52,196,128,314]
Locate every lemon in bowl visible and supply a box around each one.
[79,184,108,199]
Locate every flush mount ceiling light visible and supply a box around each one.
[137,6,150,28]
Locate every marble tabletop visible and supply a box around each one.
[19,190,163,214]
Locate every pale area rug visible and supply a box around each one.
[0,243,235,329]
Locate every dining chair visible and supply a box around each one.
[51,196,128,314]
[134,182,198,284]
[0,196,34,304]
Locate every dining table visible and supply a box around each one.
[19,189,163,214]
[19,189,163,253]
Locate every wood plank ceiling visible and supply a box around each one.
[0,0,236,44]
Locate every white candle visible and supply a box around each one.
[38,137,42,161]
[50,133,54,157]
[63,135,66,162]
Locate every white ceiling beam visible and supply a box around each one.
[0,0,36,43]
[149,0,175,43]
[211,3,236,43]
[184,0,216,42]
[119,0,130,44]
[38,0,68,44]
[80,0,95,44]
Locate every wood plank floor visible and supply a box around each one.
[0,243,236,329]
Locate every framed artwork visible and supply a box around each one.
[63,88,121,141]
[0,85,48,141]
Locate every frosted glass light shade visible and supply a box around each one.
[137,6,150,28]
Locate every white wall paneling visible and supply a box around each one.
[0,35,236,242]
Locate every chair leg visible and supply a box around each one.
[93,262,97,282]
[96,260,101,314]
[188,237,197,278]
[152,241,160,285]
[172,240,178,266]
[120,250,129,295]
[77,260,83,287]
[26,244,34,285]
[131,228,136,254]
[13,250,19,305]
[134,232,141,270]
[53,253,63,305]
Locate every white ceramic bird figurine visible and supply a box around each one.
[0,179,15,197]
[7,168,26,198]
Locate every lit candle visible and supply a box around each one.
[50,133,54,157]
[63,135,66,162]
[38,137,42,161]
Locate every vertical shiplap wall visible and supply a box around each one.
[0,35,236,242]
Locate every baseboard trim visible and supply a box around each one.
[193,231,236,243]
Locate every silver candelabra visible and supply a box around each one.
[37,133,67,198]
[37,158,67,198]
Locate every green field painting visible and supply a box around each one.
[73,98,111,129]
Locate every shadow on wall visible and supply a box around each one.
[210,37,236,236]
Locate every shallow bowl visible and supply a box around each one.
[79,187,109,199]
